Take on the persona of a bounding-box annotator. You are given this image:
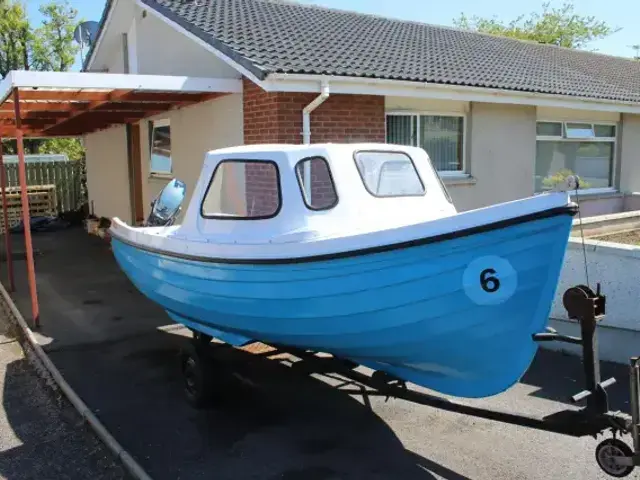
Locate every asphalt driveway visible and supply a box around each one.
[6,228,637,480]
[0,323,127,480]
[48,329,633,480]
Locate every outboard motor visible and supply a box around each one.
[145,178,187,227]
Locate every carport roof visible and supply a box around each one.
[0,70,242,138]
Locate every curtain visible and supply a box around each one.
[419,116,463,172]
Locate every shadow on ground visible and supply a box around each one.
[47,330,467,480]
[519,348,632,413]
[0,343,126,479]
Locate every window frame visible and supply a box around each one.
[352,149,426,198]
[294,156,339,211]
[535,120,618,194]
[149,118,172,178]
[199,159,283,221]
[385,111,467,176]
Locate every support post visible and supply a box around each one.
[0,137,14,291]
[13,89,39,328]
[631,357,640,454]
[562,285,613,414]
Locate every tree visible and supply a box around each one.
[0,1,84,162]
[32,1,79,71]
[453,2,619,50]
[0,0,31,77]
[631,45,640,60]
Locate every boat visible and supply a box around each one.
[109,143,577,399]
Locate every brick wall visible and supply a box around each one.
[242,77,385,215]
[244,162,279,217]
[243,77,386,144]
[309,157,337,209]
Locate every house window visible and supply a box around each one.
[295,157,338,211]
[386,113,465,174]
[354,151,425,197]
[149,119,172,175]
[535,121,616,192]
[200,160,281,219]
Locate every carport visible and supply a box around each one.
[0,70,241,328]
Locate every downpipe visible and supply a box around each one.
[301,81,330,192]
[302,80,330,144]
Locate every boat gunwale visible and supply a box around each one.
[109,204,578,265]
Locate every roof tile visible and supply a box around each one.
[127,0,640,103]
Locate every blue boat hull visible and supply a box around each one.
[111,212,573,398]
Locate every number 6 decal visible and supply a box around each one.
[463,256,517,305]
[480,268,500,293]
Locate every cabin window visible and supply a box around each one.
[354,151,425,197]
[149,119,172,175]
[200,160,281,219]
[295,157,338,211]
[535,121,616,192]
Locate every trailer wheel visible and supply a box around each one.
[180,342,215,409]
[193,330,213,346]
[595,438,634,478]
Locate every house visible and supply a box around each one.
[81,0,640,223]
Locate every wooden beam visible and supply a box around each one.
[93,101,176,112]
[44,114,150,136]
[13,90,115,102]
[116,91,216,103]
[23,111,75,119]
[0,101,81,113]
[128,124,145,224]
[0,111,73,120]
[0,127,63,137]
[0,118,58,126]
[42,90,133,133]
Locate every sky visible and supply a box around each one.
[23,0,640,70]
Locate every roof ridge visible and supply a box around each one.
[255,0,637,64]
[85,0,640,104]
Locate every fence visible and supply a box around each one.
[3,160,84,214]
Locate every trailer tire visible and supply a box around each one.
[595,438,634,478]
[180,342,215,409]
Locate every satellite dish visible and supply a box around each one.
[74,20,99,46]
[74,20,99,66]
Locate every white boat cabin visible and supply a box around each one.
[169,143,457,243]
[111,142,572,259]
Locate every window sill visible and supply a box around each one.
[441,174,476,186]
[570,188,621,200]
[537,187,620,200]
[149,173,173,181]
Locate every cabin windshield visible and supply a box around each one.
[354,151,425,197]
[200,159,281,219]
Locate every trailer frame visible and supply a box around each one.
[179,283,640,477]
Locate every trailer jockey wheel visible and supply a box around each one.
[595,438,634,477]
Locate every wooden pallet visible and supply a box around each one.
[0,184,57,234]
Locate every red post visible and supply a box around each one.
[0,138,15,292]
[13,89,39,328]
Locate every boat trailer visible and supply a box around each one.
[180,284,640,477]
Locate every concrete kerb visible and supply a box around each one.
[0,282,153,480]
